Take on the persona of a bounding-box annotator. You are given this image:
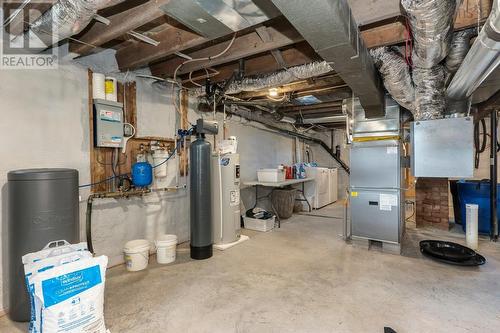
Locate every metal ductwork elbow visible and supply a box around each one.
[447,0,500,100]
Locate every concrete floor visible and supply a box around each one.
[1,203,500,333]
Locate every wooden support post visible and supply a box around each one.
[180,89,189,177]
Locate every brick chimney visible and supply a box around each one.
[415,178,449,230]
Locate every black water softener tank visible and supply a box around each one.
[7,169,79,322]
[190,133,213,260]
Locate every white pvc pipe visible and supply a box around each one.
[466,203,479,250]
[218,152,223,242]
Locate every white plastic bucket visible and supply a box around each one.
[123,239,150,272]
[155,234,178,264]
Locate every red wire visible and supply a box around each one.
[405,17,413,68]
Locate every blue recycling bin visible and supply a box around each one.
[457,180,499,234]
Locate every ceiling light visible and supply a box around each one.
[268,88,279,97]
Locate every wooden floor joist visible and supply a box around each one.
[151,42,319,83]
[70,0,172,55]
[361,0,492,48]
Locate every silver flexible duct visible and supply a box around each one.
[401,0,459,69]
[370,47,415,113]
[447,0,500,100]
[398,0,460,120]
[445,28,476,78]
[25,0,126,48]
[413,65,447,120]
[225,61,333,95]
[444,29,475,115]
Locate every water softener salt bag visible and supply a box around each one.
[25,251,93,333]
[22,240,89,264]
[31,255,109,333]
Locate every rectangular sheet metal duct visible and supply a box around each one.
[270,0,385,118]
[301,115,347,124]
[161,0,277,39]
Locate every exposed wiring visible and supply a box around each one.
[405,200,416,222]
[173,33,237,88]
[474,118,487,168]
[82,127,193,188]
[189,68,211,88]
[404,16,413,67]
[79,173,130,189]
[189,71,203,87]
[96,154,127,166]
[476,0,482,33]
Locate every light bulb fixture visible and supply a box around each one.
[268,88,279,97]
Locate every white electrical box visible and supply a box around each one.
[93,99,124,148]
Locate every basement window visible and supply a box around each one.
[294,95,321,105]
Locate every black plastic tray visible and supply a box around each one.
[420,240,486,266]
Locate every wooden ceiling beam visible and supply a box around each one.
[474,90,500,123]
[280,101,343,113]
[361,0,492,48]
[285,109,344,119]
[148,22,303,77]
[70,0,172,55]
[151,41,317,80]
[116,25,207,70]
[347,0,400,26]
[147,0,490,79]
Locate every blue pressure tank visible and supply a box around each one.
[132,162,153,187]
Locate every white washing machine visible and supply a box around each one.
[329,168,338,203]
[305,167,331,209]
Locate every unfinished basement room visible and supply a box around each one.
[0,0,500,332]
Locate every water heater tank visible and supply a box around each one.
[8,168,79,322]
[212,153,241,245]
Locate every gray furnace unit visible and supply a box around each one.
[349,98,404,253]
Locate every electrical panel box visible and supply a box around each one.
[411,117,474,178]
[93,99,124,148]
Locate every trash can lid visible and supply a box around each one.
[419,240,486,266]
[8,168,78,181]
